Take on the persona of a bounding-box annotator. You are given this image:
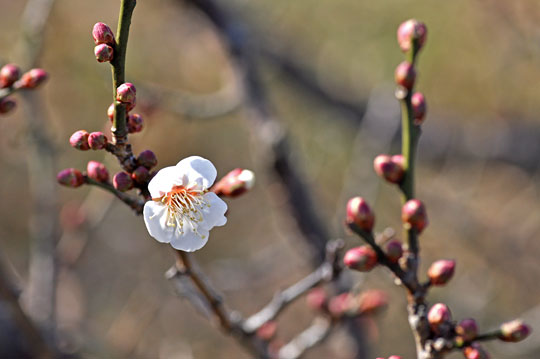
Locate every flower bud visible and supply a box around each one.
[389,356,402,359]
[344,246,378,272]
[0,64,20,88]
[213,168,255,198]
[427,259,455,286]
[385,240,403,263]
[498,319,531,342]
[94,44,114,63]
[107,102,115,121]
[394,62,416,90]
[92,22,115,45]
[358,289,388,314]
[18,68,48,89]
[113,171,133,192]
[456,318,478,342]
[127,113,143,133]
[463,343,490,359]
[401,199,428,233]
[57,168,84,188]
[69,130,90,151]
[86,161,109,182]
[137,150,158,169]
[306,288,328,311]
[131,166,150,184]
[373,154,404,184]
[88,131,107,150]
[116,82,136,104]
[411,92,427,125]
[0,98,16,114]
[328,293,352,318]
[427,303,451,331]
[397,19,427,53]
[256,321,277,341]
[346,197,374,232]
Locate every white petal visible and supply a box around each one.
[143,201,175,243]
[199,192,227,230]
[148,166,184,198]
[175,156,217,189]
[170,220,209,252]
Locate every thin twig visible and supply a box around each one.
[84,177,144,214]
[278,317,333,359]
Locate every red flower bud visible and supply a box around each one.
[463,343,490,359]
[0,64,20,88]
[137,150,158,169]
[427,259,455,286]
[394,62,416,90]
[385,240,403,263]
[427,303,451,331]
[92,22,115,45]
[213,168,255,198]
[328,293,352,318]
[456,318,478,342]
[57,168,84,188]
[401,199,428,233]
[94,44,114,63]
[116,82,136,104]
[358,289,388,314]
[0,98,16,114]
[388,356,402,359]
[346,197,374,232]
[127,113,143,133]
[113,172,133,192]
[306,288,328,311]
[69,130,90,151]
[411,92,427,125]
[397,19,427,53]
[373,154,405,184]
[498,319,531,342]
[86,161,109,182]
[88,131,107,150]
[256,321,277,341]
[131,166,150,184]
[18,68,48,89]
[344,246,378,272]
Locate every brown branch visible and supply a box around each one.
[84,176,145,215]
[278,317,333,359]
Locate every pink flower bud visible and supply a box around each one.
[0,64,20,88]
[137,150,158,169]
[411,92,427,125]
[213,168,256,198]
[427,259,455,286]
[116,82,136,104]
[344,246,378,272]
[385,240,403,263]
[397,19,427,53]
[394,62,416,90]
[86,161,109,182]
[427,303,452,331]
[18,68,48,89]
[0,98,16,114]
[388,356,402,359]
[88,131,107,150]
[456,318,478,342]
[498,319,531,342]
[463,343,490,359]
[57,168,84,188]
[346,197,374,232]
[306,288,328,311]
[69,130,90,151]
[113,172,133,192]
[107,102,115,121]
[92,22,115,45]
[358,289,388,314]
[256,321,277,341]
[94,44,114,63]
[373,154,405,184]
[127,113,143,133]
[402,199,428,233]
[131,166,150,184]
[328,293,352,318]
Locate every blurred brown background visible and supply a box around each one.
[0,0,539,358]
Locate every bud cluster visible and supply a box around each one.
[306,288,387,319]
[0,64,48,115]
[92,22,115,63]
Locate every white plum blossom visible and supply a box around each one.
[143,156,228,252]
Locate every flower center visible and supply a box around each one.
[157,185,210,238]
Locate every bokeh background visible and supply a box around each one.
[0,0,539,358]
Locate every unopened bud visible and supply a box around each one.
[385,240,403,263]
[394,62,416,90]
[69,130,90,151]
[116,82,136,104]
[131,166,150,184]
[113,172,133,192]
[94,44,114,63]
[0,98,16,114]
[411,92,427,125]
[358,289,388,314]
[456,318,478,342]
[328,293,352,318]
[92,22,115,45]
[127,113,143,133]
[18,68,48,89]
[137,150,158,169]
[256,321,277,341]
[344,246,378,272]
[427,303,452,331]
[57,168,84,188]
[346,197,374,232]
[0,64,20,88]
[306,288,328,311]
[214,168,255,197]
[373,154,405,184]
[388,356,402,359]
[498,319,531,342]
[397,19,427,53]
[402,199,428,233]
[427,259,455,286]
[107,102,115,121]
[86,161,109,182]
[88,131,107,150]
[463,343,490,359]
